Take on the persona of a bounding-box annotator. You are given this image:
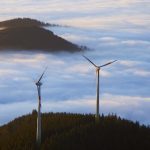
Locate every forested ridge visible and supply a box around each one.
[0,18,83,52]
[0,18,52,28]
[0,112,150,150]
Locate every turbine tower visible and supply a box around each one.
[35,67,47,148]
[83,55,117,122]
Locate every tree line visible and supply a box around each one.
[0,112,150,150]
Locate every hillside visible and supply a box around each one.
[0,18,56,28]
[0,26,81,52]
[0,112,150,150]
[0,18,83,52]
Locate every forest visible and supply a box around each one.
[0,18,52,28]
[0,18,82,52]
[0,111,150,150]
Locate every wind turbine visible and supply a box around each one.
[35,67,47,147]
[83,55,117,122]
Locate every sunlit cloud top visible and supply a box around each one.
[0,0,149,32]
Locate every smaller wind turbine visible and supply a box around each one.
[83,55,117,122]
[35,67,47,147]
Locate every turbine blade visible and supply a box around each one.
[100,60,117,68]
[82,55,97,67]
[37,67,47,83]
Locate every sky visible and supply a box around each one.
[0,0,150,125]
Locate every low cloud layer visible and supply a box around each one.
[1,93,150,125]
[0,0,149,125]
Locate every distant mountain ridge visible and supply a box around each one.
[0,18,84,52]
[0,18,58,28]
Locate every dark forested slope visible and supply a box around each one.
[0,18,83,52]
[0,26,81,52]
[0,112,150,150]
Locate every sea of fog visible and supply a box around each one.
[0,26,150,125]
[0,0,150,125]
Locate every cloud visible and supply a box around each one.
[122,40,150,46]
[0,0,149,32]
[55,14,150,31]
[0,0,147,14]
[0,69,20,77]
[0,52,65,69]
[1,93,150,125]
[65,64,91,75]
[131,69,150,77]
[117,61,150,77]
[100,93,150,124]
[99,37,118,42]
[119,60,140,67]
[0,101,36,125]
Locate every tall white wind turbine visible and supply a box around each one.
[83,55,117,122]
[35,67,47,147]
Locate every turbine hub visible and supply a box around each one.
[96,67,100,71]
[36,82,42,86]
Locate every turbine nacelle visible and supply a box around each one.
[36,82,42,87]
[96,67,100,71]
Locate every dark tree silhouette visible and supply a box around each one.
[0,18,85,52]
[0,113,150,150]
[0,18,53,28]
